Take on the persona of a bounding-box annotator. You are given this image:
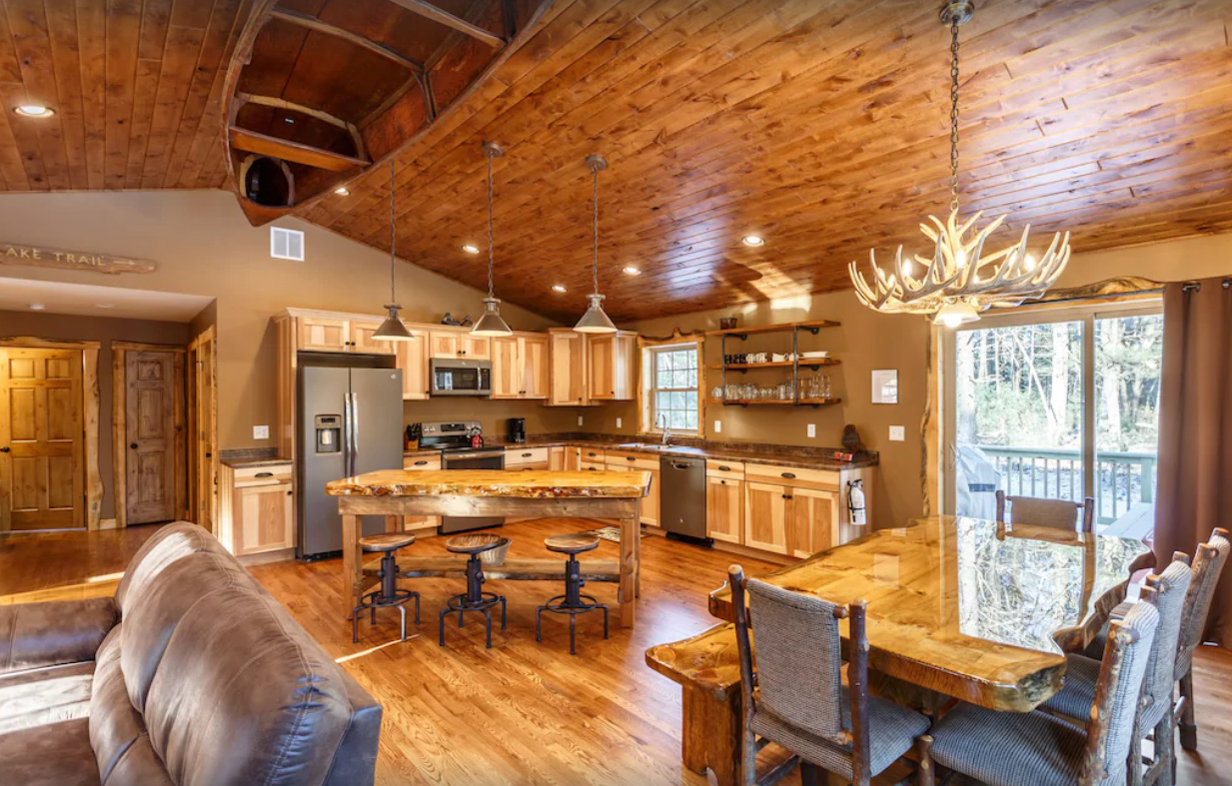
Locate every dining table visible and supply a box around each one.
[648,515,1154,785]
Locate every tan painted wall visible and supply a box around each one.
[0,190,580,453]
[0,310,191,519]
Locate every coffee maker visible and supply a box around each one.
[506,417,526,444]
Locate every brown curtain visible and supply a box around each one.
[1154,277,1232,648]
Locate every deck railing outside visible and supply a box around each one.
[970,445,1156,526]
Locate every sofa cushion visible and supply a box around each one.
[105,734,174,786]
[0,596,118,674]
[0,659,94,735]
[143,584,358,786]
[0,716,100,786]
[89,625,148,784]
[114,522,233,616]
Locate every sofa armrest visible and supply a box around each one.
[0,596,118,675]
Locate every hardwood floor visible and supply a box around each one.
[2,520,1230,786]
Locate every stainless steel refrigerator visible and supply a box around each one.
[296,352,403,560]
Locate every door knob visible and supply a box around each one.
[0,446,9,453]
[130,443,138,449]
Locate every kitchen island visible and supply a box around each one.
[325,469,651,626]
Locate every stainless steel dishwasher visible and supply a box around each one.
[659,455,708,541]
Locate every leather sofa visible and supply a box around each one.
[0,522,381,785]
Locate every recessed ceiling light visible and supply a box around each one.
[95,303,116,309]
[741,234,765,247]
[622,266,641,275]
[334,186,350,196]
[551,284,567,293]
[14,104,53,118]
[461,244,480,255]
[29,303,45,310]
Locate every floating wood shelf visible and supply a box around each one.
[709,398,842,408]
[704,319,840,338]
[706,360,839,371]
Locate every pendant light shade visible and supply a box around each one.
[574,154,618,334]
[374,159,415,342]
[470,142,513,338]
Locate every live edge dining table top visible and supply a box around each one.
[709,516,1154,712]
[324,469,652,499]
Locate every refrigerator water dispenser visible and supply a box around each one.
[314,415,341,453]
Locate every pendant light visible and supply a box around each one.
[471,142,514,337]
[574,154,618,334]
[847,0,1070,328]
[373,159,415,341]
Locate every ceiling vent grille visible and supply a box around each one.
[270,227,304,261]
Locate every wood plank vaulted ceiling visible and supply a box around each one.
[1,0,1230,322]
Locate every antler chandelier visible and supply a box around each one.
[848,0,1071,327]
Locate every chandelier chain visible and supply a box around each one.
[591,165,600,295]
[388,160,397,303]
[486,151,496,299]
[948,16,960,214]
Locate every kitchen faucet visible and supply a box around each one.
[657,413,672,446]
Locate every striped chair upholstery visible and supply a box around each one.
[926,600,1160,786]
[730,571,930,786]
[996,490,1095,533]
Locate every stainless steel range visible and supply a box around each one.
[419,420,505,533]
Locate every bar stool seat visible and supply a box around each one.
[360,533,418,552]
[537,533,608,655]
[352,533,420,644]
[440,534,509,649]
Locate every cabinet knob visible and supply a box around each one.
[130,443,139,450]
[626,456,635,461]
[414,460,428,466]
[286,489,293,496]
[720,479,726,485]
[255,471,274,478]
[781,472,797,479]
[718,465,732,472]
[522,452,532,457]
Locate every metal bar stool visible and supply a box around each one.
[352,532,420,643]
[440,533,509,649]
[537,533,609,655]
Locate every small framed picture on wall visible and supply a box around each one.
[871,369,898,404]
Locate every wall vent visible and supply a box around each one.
[270,227,305,261]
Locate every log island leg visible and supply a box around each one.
[619,503,640,627]
[342,513,362,619]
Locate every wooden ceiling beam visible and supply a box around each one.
[384,0,505,49]
[268,8,425,74]
[228,126,369,171]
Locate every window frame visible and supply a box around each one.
[641,341,702,435]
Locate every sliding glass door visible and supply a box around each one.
[945,303,1162,537]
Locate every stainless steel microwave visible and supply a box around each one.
[429,358,492,396]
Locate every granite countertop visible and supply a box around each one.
[219,448,290,469]
[404,433,878,471]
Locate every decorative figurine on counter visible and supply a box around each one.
[468,426,484,450]
[439,313,474,327]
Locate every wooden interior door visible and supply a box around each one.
[125,351,177,524]
[189,330,218,532]
[0,348,85,530]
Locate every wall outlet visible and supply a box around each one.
[807,423,816,438]
[253,425,270,440]
[714,420,722,434]
[889,425,905,442]
[577,415,584,427]
[616,417,623,429]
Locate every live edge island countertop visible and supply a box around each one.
[326,469,651,627]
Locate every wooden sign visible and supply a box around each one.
[0,241,157,275]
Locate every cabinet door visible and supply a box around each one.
[641,466,660,528]
[707,476,744,544]
[298,317,349,352]
[349,321,397,355]
[548,447,566,471]
[588,335,615,400]
[786,486,840,558]
[565,447,581,471]
[490,336,521,399]
[611,333,637,400]
[548,331,587,406]
[519,336,549,399]
[234,482,294,555]
[396,330,430,399]
[744,481,788,554]
[461,335,491,359]
[429,332,459,358]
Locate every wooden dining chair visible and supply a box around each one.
[996,489,1096,533]
[1174,527,1230,752]
[1040,560,1191,786]
[728,566,931,786]
[919,598,1161,786]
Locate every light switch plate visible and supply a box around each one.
[577,415,584,426]
[807,424,816,438]
[889,425,905,442]
[616,417,623,429]
[714,420,722,434]
[253,425,270,440]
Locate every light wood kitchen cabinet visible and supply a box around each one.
[298,317,350,352]
[491,335,548,400]
[505,446,550,470]
[606,450,660,528]
[588,331,637,401]
[219,463,294,558]
[565,447,582,471]
[548,446,566,470]
[429,331,490,360]
[784,485,840,558]
[349,321,397,355]
[395,329,430,399]
[547,329,591,406]
[402,454,441,532]
[744,481,789,555]
[706,475,744,544]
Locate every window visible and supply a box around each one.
[943,301,1163,538]
[645,343,700,433]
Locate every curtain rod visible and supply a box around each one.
[1181,278,1232,292]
